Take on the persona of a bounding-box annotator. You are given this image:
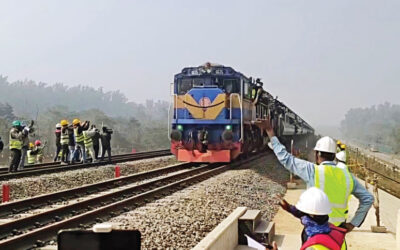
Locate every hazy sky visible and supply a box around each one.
[1,1,399,127]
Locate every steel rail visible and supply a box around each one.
[0,163,196,241]
[0,150,171,180]
[0,153,267,250]
[0,162,192,219]
[0,149,169,173]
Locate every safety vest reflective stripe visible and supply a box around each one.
[303,241,346,250]
[304,244,330,250]
[314,164,354,226]
[74,128,84,143]
[61,130,69,145]
[37,147,43,156]
[27,150,35,164]
[9,137,22,150]
[83,131,93,147]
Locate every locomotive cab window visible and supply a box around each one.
[244,82,249,97]
[193,78,209,87]
[177,79,193,95]
[223,79,239,94]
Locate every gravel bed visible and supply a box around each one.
[109,154,289,249]
[0,156,176,201]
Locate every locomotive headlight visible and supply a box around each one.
[177,125,183,131]
[225,125,232,131]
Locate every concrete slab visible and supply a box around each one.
[240,210,261,221]
[39,246,57,250]
[272,179,397,250]
[235,245,258,250]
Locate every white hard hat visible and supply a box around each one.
[314,136,336,153]
[295,187,332,215]
[336,151,346,162]
[56,123,61,128]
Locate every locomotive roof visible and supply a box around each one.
[175,62,250,80]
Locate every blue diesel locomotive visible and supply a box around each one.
[169,63,314,162]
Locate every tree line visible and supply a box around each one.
[341,102,400,153]
[0,76,171,163]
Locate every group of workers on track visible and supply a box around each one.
[3,118,113,173]
[257,117,374,250]
[54,118,113,165]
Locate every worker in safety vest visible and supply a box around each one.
[257,117,373,233]
[9,120,24,172]
[336,140,342,153]
[72,119,89,163]
[18,121,34,170]
[336,151,347,169]
[54,123,62,162]
[35,140,45,163]
[280,187,347,250]
[60,119,71,164]
[100,125,113,162]
[91,125,100,161]
[83,125,99,163]
[27,142,38,165]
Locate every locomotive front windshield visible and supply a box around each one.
[177,77,240,95]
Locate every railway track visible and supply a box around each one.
[0,151,144,173]
[0,153,266,249]
[361,165,400,198]
[0,149,171,181]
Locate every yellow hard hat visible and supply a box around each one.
[29,142,34,148]
[73,118,81,125]
[337,140,341,145]
[340,144,346,149]
[60,119,69,126]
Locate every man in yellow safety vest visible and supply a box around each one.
[27,142,38,165]
[73,118,89,163]
[83,124,99,163]
[9,120,24,172]
[257,117,373,235]
[60,119,71,164]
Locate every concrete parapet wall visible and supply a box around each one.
[193,207,247,250]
